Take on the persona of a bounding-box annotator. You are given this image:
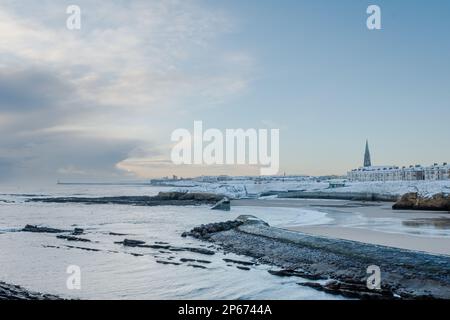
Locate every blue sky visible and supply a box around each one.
[0,0,449,182]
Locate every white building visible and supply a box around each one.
[347,142,449,181]
[348,163,450,182]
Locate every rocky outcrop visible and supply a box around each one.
[115,239,215,255]
[29,192,226,207]
[299,280,396,300]
[183,215,450,299]
[393,192,450,211]
[22,225,69,233]
[153,192,223,202]
[0,282,62,300]
[182,220,243,239]
[56,235,91,242]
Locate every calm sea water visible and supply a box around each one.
[0,184,339,300]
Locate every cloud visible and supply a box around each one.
[0,0,253,182]
[0,68,74,112]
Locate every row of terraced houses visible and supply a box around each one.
[347,141,450,182]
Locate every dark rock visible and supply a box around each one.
[65,245,100,252]
[148,244,171,249]
[236,266,251,271]
[298,280,395,300]
[156,260,181,266]
[129,253,144,257]
[180,258,212,264]
[72,228,84,235]
[29,192,226,207]
[188,264,207,269]
[119,239,147,247]
[268,269,326,281]
[223,258,255,266]
[183,220,243,240]
[22,225,68,234]
[196,259,212,264]
[154,191,224,202]
[187,215,450,299]
[176,247,215,255]
[0,282,63,300]
[56,235,91,242]
[393,192,450,211]
[109,232,128,236]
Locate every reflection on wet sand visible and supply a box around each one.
[403,218,450,229]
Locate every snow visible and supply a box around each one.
[168,178,450,199]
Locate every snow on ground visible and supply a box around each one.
[169,179,450,199]
[327,181,450,198]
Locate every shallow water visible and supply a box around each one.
[0,185,341,300]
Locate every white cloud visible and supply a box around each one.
[0,0,254,181]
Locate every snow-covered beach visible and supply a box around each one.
[166,177,450,199]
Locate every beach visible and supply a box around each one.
[1,184,449,299]
[234,199,450,256]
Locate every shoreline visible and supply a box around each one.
[287,225,450,256]
[233,198,450,256]
[0,282,62,300]
[184,216,450,299]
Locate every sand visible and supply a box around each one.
[232,198,450,256]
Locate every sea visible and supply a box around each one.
[0,184,340,300]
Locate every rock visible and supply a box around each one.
[109,232,128,236]
[195,259,212,264]
[22,225,68,233]
[156,260,181,266]
[148,244,171,249]
[72,228,84,235]
[120,239,147,247]
[177,247,215,255]
[187,216,450,299]
[29,192,226,207]
[223,258,255,266]
[235,215,270,226]
[393,192,450,211]
[0,282,63,300]
[298,280,395,300]
[211,197,231,211]
[236,266,251,271]
[182,220,243,240]
[188,264,208,269]
[151,191,225,203]
[56,235,91,242]
[65,245,100,252]
[129,253,144,257]
[268,269,326,281]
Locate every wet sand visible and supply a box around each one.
[232,199,450,256]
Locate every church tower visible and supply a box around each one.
[364,140,372,167]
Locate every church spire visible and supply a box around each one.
[364,140,372,167]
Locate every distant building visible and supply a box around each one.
[347,141,450,181]
[364,140,372,167]
[328,180,346,188]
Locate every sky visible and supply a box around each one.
[0,0,449,183]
